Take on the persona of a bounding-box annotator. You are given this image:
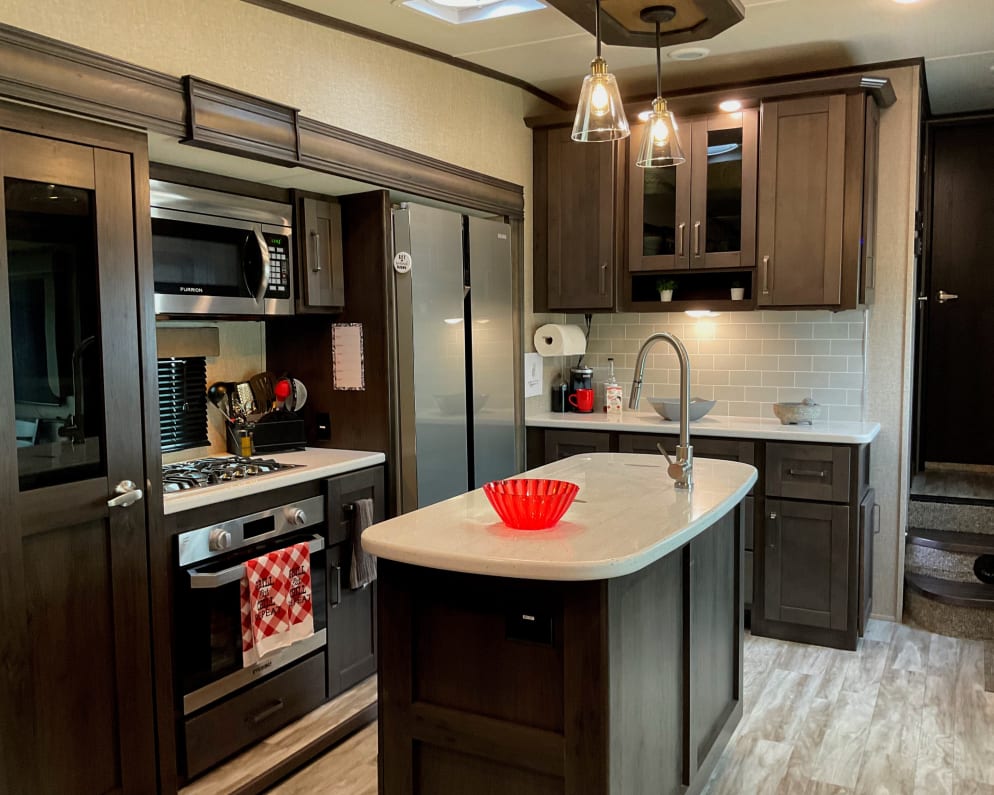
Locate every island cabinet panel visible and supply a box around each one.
[376,508,743,795]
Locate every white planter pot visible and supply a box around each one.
[659,289,673,302]
[730,287,745,301]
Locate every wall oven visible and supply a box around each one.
[151,180,294,316]
[175,494,330,778]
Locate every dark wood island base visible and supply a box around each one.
[375,506,744,795]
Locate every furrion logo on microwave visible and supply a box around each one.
[179,286,204,293]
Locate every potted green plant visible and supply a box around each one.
[656,278,676,302]
[730,279,745,301]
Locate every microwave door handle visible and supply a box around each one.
[250,227,270,305]
[188,535,325,589]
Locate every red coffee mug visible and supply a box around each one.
[569,388,594,412]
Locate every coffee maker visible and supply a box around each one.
[568,365,594,413]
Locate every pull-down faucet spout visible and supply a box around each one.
[629,332,694,490]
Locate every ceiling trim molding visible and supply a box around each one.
[0,22,524,217]
[241,0,573,111]
[526,58,923,128]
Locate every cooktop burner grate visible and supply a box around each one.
[162,456,303,493]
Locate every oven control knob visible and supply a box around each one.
[208,528,232,551]
[285,507,307,527]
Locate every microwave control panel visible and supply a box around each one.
[266,234,291,298]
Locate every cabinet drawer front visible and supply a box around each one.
[183,652,327,778]
[544,430,611,462]
[766,443,850,503]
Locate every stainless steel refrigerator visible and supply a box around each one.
[391,203,517,513]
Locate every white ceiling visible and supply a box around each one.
[277,0,994,115]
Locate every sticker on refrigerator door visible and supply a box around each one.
[393,252,413,274]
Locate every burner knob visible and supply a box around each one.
[285,507,307,527]
[208,528,232,551]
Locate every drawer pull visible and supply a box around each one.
[247,699,285,725]
[788,468,826,478]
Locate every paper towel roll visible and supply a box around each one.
[533,324,587,357]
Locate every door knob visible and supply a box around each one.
[937,290,959,303]
[107,479,144,508]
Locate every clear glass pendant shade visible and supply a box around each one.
[571,58,630,142]
[636,98,686,168]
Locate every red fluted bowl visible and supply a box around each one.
[482,478,579,530]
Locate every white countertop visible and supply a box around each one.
[361,453,757,581]
[162,448,385,515]
[527,410,880,445]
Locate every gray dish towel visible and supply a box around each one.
[349,497,377,589]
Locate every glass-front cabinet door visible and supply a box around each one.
[629,110,758,272]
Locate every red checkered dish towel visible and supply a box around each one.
[241,542,315,667]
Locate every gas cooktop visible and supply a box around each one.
[162,456,303,494]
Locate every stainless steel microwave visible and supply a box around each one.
[150,180,293,316]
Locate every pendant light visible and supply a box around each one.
[571,0,630,142]
[636,5,686,168]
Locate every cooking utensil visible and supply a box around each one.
[286,378,308,413]
[235,381,256,414]
[249,372,276,412]
[274,378,292,411]
[206,382,231,421]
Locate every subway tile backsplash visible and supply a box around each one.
[530,310,867,423]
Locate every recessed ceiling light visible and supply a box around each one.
[637,109,652,121]
[669,47,710,62]
[719,99,742,112]
[401,0,545,24]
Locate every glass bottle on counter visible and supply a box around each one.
[604,358,623,415]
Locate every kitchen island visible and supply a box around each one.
[362,453,757,795]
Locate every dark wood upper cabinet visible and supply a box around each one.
[534,126,625,312]
[756,93,879,309]
[295,193,345,312]
[629,110,758,273]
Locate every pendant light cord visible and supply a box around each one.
[655,20,662,98]
[595,0,602,59]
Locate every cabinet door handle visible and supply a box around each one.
[678,223,686,257]
[769,512,777,520]
[330,564,342,607]
[693,221,702,257]
[599,262,608,295]
[310,230,322,273]
[788,469,826,478]
[873,503,881,535]
[768,511,778,549]
[762,255,771,295]
[246,699,285,725]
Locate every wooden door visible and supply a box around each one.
[762,499,850,631]
[922,120,994,465]
[298,195,345,310]
[0,129,156,793]
[545,126,618,309]
[757,95,847,306]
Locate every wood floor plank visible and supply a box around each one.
[810,690,877,789]
[887,624,932,673]
[852,668,926,795]
[840,639,890,700]
[954,780,994,795]
[777,697,834,794]
[954,641,994,787]
[267,723,378,795]
[863,619,897,644]
[708,736,793,795]
[738,667,819,744]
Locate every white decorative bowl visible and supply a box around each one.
[648,397,716,422]
[773,399,821,425]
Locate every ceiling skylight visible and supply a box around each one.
[401,0,545,24]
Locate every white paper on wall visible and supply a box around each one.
[332,323,365,391]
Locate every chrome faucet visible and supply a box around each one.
[629,332,694,490]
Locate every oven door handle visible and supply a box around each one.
[188,535,325,590]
